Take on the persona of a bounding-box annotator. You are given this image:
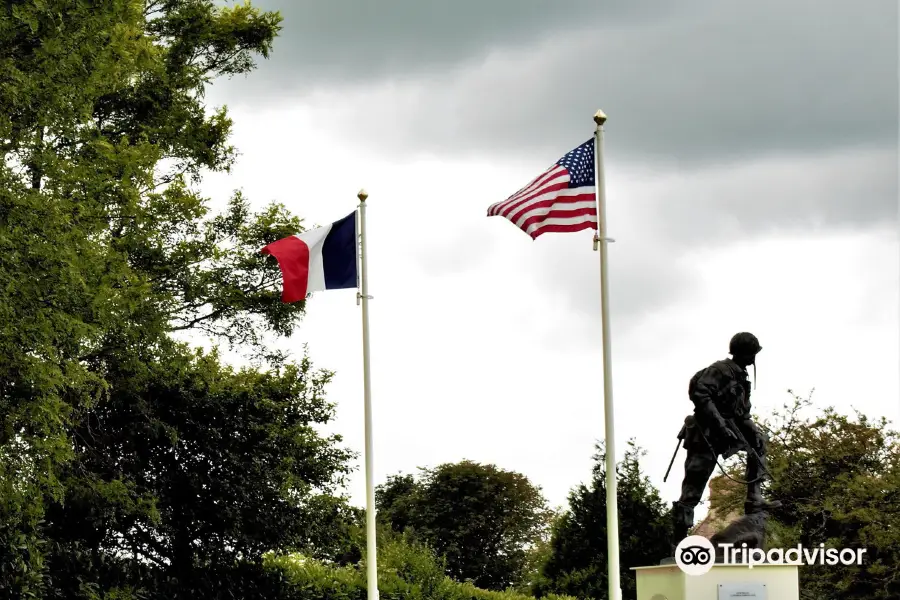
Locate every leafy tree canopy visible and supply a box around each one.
[377,460,553,591]
[0,1,362,597]
[715,393,900,600]
[534,441,672,600]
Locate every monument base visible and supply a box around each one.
[632,563,799,600]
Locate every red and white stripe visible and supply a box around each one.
[487,165,597,240]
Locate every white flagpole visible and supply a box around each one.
[356,188,378,600]
[592,110,621,600]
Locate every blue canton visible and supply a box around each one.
[555,139,595,187]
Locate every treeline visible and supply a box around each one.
[372,444,671,598]
[1,2,898,599]
[367,396,900,600]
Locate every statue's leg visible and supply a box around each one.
[739,420,782,513]
[673,447,717,543]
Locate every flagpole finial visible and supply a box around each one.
[358,189,368,202]
[593,110,607,126]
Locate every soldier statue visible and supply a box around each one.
[670,332,781,544]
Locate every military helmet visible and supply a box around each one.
[729,332,761,356]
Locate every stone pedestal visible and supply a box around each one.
[632,563,799,600]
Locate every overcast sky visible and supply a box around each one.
[200,0,899,529]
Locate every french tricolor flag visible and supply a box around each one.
[261,211,358,303]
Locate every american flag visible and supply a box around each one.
[487,139,597,239]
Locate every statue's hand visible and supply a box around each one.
[718,421,739,442]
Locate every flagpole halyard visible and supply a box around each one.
[357,188,379,600]
[592,110,621,600]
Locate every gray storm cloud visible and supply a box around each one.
[399,145,897,335]
[216,0,897,168]
[210,0,898,338]
[219,0,694,82]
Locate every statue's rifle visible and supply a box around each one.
[662,418,689,482]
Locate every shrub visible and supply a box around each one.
[265,532,577,600]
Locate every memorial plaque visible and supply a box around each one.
[718,582,767,599]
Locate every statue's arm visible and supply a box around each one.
[690,367,730,431]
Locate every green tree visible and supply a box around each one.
[715,393,900,600]
[45,340,355,599]
[376,461,553,591]
[375,473,419,533]
[0,1,156,592]
[534,441,672,600]
[0,0,362,596]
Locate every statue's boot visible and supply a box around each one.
[745,497,782,514]
[672,501,694,546]
[745,479,782,514]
